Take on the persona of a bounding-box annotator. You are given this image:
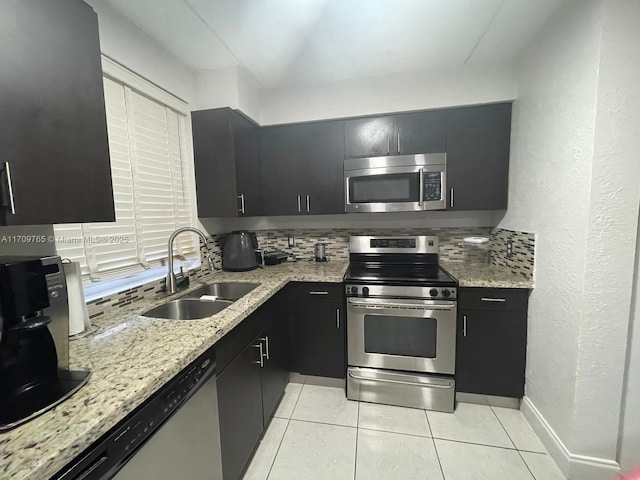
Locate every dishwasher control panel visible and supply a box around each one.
[54,349,217,480]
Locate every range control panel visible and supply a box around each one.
[346,284,457,301]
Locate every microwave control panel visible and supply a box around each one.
[423,172,442,201]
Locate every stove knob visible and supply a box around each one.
[350,286,358,295]
[442,289,451,298]
[362,287,370,297]
[429,288,438,297]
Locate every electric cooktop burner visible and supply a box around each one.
[344,264,457,286]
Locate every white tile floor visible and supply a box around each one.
[242,383,567,480]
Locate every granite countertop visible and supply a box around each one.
[1,260,348,480]
[442,261,534,289]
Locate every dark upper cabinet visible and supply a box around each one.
[446,103,512,211]
[344,116,395,158]
[290,283,345,379]
[192,108,260,217]
[344,110,446,158]
[456,288,528,398]
[0,0,114,225]
[260,120,344,216]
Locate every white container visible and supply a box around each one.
[463,237,490,266]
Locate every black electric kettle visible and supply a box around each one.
[222,231,261,271]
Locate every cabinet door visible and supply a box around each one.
[232,112,261,217]
[446,103,512,211]
[456,308,527,397]
[392,110,447,155]
[293,289,345,379]
[0,0,113,225]
[217,342,264,480]
[303,120,345,215]
[192,109,237,218]
[259,125,306,216]
[260,313,290,425]
[344,116,395,158]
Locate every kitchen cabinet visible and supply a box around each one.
[217,340,264,480]
[192,108,260,217]
[456,288,529,398]
[446,103,512,211]
[259,120,344,216]
[215,289,290,480]
[290,283,345,379]
[0,0,114,225]
[344,110,446,158]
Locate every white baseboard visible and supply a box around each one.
[521,397,621,480]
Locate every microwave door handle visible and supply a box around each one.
[418,168,424,207]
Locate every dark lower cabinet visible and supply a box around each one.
[260,309,290,425]
[456,288,529,398]
[217,341,264,480]
[0,0,113,225]
[290,283,345,379]
[215,290,290,480]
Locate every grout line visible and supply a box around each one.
[425,409,447,479]
[432,437,517,451]
[265,384,304,480]
[516,449,538,480]
[357,426,432,439]
[353,400,360,480]
[489,405,518,449]
[287,418,358,429]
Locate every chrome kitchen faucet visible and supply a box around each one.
[165,227,216,294]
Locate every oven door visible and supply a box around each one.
[345,163,446,213]
[347,297,456,375]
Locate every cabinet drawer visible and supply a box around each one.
[459,288,529,312]
[294,282,344,302]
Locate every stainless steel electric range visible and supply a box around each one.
[344,235,458,413]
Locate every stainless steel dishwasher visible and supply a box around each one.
[55,346,223,480]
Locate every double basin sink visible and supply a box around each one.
[142,282,259,320]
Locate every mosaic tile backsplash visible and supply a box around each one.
[86,226,535,320]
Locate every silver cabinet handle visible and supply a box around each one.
[397,133,401,153]
[418,168,424,207]
[481,297,506,302]
[297,195,301,213]
[387,135,390,155]
[309,291,329,295]
[252,343,264,368]
[3,162,16,214]
[463,315,467,337]
[348,371,454,389]
[237,194,245,214]
[450,188,454,208]
[260,336,270,360]
[336,308,340,329]
[306,194,310,213]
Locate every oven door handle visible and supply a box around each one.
[347,300,456,310]
[348,371,454,389]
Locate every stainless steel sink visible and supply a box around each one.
[184,282,260,301]
[142,298,233,320]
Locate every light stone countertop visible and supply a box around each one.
[442,261,534,289]
[1,260,348,480]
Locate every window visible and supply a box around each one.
[54,57,198,294]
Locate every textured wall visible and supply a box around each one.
[500,0,640,475]
[499,0,602,457]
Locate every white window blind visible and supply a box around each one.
[54,72,197,283]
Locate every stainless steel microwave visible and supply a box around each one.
[344,154,447,212]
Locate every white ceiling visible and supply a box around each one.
[104,0,567,88]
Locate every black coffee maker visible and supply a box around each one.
[0,256,90,431]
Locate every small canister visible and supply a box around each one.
[463,237,490,266]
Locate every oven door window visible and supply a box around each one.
[349,173,420,203]
[364,314,437,358]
